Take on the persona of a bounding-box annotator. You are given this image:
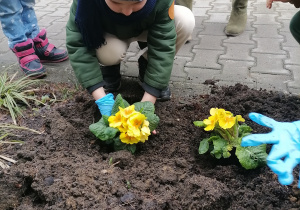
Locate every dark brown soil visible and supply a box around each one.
[0,78,300,210]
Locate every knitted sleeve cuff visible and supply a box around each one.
[86,81,106,94]
[141,82,162,98]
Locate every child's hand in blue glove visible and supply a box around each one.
[95,93,115,116]
[242,112,300,187]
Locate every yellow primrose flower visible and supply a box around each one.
[139,120,151,143]
[108,111,122,128]
[236,115,245,122]
[127,112,147,137]
[216,108,232,119]
[210,108,219,116]
[203,115,218,131]
[120,132,140,144]
[119,105,136,118]
[219,115,236,129]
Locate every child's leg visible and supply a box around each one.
[0,0,28,48]
[95,34,129,92]
[290,11,300,44]
[174,5,195,53]
[96,33,128,66]
[20,0,40,39]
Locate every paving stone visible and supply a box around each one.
[252,24,283,38]
[0,39,9,54]
[286,65,300,89]
[184,67,221,83]
[252,37,286,55]
[215,60,256,85]
[47,8,71,17]
[199,23,228,36]
[283,47,300,66]
[177,39,198,57]
[252,3,278,14]
[205,13,229,23]
[252,14,280,25]
[188,49,223,69]
[193,8,209,17]
[194,0,211,8]
[280,32,300,47]
[220,43,255,61]
[194,35,226,50]
[251,73,290,93]
[277,11,299,20]
[172,57,191,79]
[251,53,290,75]
[209,3,231,12]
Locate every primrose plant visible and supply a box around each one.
[194,108,267,169]
[89,94,159,153]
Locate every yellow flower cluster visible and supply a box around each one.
[108,105,151,144]
[203,108,245,131]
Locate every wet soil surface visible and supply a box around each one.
[0,80,300,210]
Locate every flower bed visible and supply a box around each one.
[0,81,299,209]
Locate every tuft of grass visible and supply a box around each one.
[0,72,42,124]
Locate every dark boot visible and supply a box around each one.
[225,0,248,36]
[12,39,46,78]
[101,64,121,92]
[33,29,68,62]
[138,56,171,101]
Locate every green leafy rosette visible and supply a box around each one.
[89,94,160,153]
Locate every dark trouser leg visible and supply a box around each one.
[101,64,121,92]
[137,42,171,101]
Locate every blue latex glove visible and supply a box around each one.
[241,112,300,188]
[95,93,115,116]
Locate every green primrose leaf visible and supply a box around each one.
[193,121,206,127]
[133,101,155,114]
[238,124,253,137]
[126,144,137,154]
[102,115,109,126]
[144,113,160,132]
[111,94,130,115]
[210,137,231,159]
[89,118,118,141]
[113,137,127,150]
[235,144,267,170]
[199,138,210,154]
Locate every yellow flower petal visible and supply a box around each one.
[203,115,217,131]
[120,132,140,144]
[236,115,245,122]
[219,116,235,129]
[119,105,136,119]
[127,112,146,136]
[108,112,122,128]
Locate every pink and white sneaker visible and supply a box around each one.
[33,29,68,63]
[12,39,46,78]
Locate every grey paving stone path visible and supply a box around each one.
[0,0,299,97]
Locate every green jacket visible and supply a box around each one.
[66,0,176,94]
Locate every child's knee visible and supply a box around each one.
[175,5,195,35]
[96,40,127,66]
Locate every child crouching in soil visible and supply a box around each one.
[66,0,195,116]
